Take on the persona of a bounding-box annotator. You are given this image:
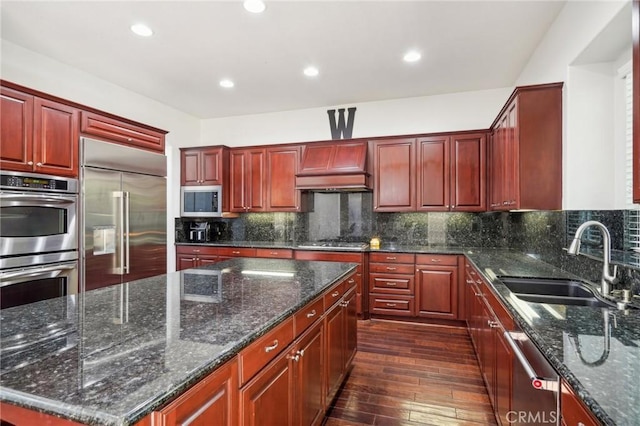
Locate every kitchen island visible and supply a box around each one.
[0,258,358,426]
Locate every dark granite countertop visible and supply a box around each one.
[0,258,357,426]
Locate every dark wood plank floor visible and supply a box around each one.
[324,319,498,426]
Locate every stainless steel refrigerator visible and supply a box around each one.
[81,138,167,291]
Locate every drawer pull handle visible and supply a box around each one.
[488,320,500,328]
[270,251,278,255]
[386,282,398,286]
[264,340,279,353]
[332,291,340,298]
[348,279,355,284]
[385,303,397,307]
[386,256,397,260]
[232,251,240,255]
[306,310,317,318]
[386,267,397,271]
[431,259,441,263]
[466,279,474,284]
[475,292,482,297]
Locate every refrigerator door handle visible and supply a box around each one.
[123,191,130,274]
[113,191,126,275]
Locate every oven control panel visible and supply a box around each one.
[0,172,78,193]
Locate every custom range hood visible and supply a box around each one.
[295,140,372,191]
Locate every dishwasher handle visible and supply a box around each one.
[503,330,559,392]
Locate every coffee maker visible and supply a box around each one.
[189,222,210,243]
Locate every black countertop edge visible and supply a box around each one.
[0,261,359,426]
[463,255,617,426]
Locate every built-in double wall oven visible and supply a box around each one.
[0,171,79,309]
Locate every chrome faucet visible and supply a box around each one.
[567,220,617,297]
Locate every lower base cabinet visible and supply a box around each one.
[154,360,238,426]
[561,380,600,426]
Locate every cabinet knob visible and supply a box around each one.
[127,138,133,142]
[36,162,42,167]
[27,161,33,166]
[331,291,340,298]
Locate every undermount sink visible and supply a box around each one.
[499,277,618,308]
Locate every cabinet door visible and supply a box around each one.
[266,145,301,211]
[176,254,198,271]
[504,101,519,209]
[295,320,325,426]
[417,136,450,211]
[198,255,219,267]
[201,147,225,185]
[247,149,266,211]
[324,302,345,403]
[240,349,294,426]
[479,302,497,408]
[372,138,416,211]
[0,87,33,172]
[181,149,201,185]
[450,133,486,212]
[344,289,357,368]
[156,360,238,426]
[33,98,79,177]
[230,150,248,211]
[416,266,458,319]
[488,124,504,210]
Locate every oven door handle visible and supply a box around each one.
[0,262,77,287]
[0,193,76,206]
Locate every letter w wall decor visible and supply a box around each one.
[327,107,356,139]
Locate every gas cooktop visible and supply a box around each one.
[296,241,369,251]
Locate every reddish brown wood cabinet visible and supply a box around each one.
[175,246,219,270]
[372,138,416,211]
[489,83,563,211]
[230,148,266,212]
[180,146,228,186]
[417,133,486,212]
[415,255,459,319]
[154,360,238,426]
[368,252,416,317]
[633,0,640,203]
[266,145,305,211]
[1,86,79,177]
[561,380,600,426]
[296,140,371,190]
[80,111,165,152]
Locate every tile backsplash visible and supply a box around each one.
[175,192,640,292]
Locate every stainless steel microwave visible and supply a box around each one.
[180,185,222,217]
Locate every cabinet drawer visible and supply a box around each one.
[255,248,293,259]
[176,245,218,256]
[239,317,294,386]
[415,254,458,266]
[324,280,346,308]
[369,274,414,295]
[369,252,415,264]
[369,262,415,274]
[369,295,414,316]
[81,111,165,152]
[217,247,257,257]
[344,274,357,292]
[294,297,324,336]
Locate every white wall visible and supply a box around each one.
[515,0,630,210]
[200,88,512,148]
[1,40,201,272]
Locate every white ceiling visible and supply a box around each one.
[0,1,567,119]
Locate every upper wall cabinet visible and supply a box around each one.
[372,138,417,212]
[417,133,486,212]
[230,147,267,212]
[180,146,229,186]
[488,83,563,211]
[633,0,640,203]
[1,86,79,177]
[266,145,306,212]
[80,111,165,153]
[372,133,486,212]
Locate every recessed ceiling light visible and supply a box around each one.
[403,50,422,63]
[130,23,153,37]
[219,79,235,88]
[303,66,319,77]
[243,0,266,13]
